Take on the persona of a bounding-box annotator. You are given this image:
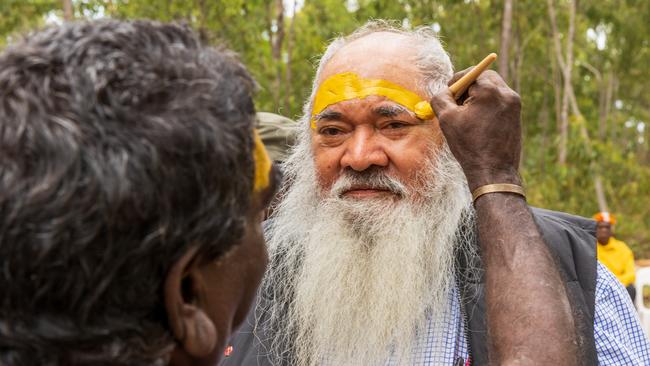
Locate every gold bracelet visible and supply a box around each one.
[471,183,526,203]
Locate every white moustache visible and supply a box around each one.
[331,168,408,198]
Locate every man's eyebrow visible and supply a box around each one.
[372,104,409,117]
[313,109,343,122]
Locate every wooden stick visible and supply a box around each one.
[449,53,498,100]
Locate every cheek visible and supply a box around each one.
[245,226,269,294]
[386,132,443,183]
[427,121,446,150]
[249,236,269,286]
[230,231,268,329]
[312,144,341,192]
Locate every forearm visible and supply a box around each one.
[475,193,578,365]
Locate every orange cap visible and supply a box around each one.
[593,212,616,225]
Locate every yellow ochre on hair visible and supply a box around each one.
[252,130,271,193]
[311,72,435,129]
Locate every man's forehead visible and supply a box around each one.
[317,32,424,97]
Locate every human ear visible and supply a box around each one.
[164,246,218,358]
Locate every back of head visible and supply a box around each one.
[0,20,255,365]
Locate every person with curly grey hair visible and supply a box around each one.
[0,20,278,365]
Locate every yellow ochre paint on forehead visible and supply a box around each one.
[253,130,271,193]
[311,72,435,129]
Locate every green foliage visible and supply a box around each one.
[0,0,58,46]
[2,0,650,255]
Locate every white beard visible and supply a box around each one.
[262,128,476,366]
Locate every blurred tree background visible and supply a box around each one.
[2,0,650,256]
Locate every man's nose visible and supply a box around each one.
[339,128,388,171]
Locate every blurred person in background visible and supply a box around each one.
[257,112,297,218]
[257,112,298,164]
[595,212,637,302]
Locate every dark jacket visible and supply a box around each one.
[221,207,597,365]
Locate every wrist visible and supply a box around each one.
[464,167,521,192]
[472,183,526,203]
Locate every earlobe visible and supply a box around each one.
[177,303,218,357]
[164,246,218,358]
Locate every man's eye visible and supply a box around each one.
[320,127,343,136]
[386,122,407,129]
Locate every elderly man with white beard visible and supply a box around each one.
[221,22,650,366]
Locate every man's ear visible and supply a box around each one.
[164,246,218,358]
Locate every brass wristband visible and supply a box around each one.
[471,183,526,203]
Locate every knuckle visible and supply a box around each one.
[494,86,519,103]
[504,90,521,107]
[483,70,499,79]
[478,81,499,96]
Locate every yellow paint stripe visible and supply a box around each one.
[311,72,434,128]
[252,130,271,193]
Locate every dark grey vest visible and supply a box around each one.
[220,207,597,366]
[457,207,597,365]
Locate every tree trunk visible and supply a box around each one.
[271,0,285,110]
[598,73,607,140]
[284,0,297,114]
[594,176,609,212]
[540,71,550,173]
[610,76,619,142]
[547,0,575,165]
[566,70,610,212]
[547,0,608,210]
[196,0,208,42]
[580,61,608,140]
[547,0,565,162]
[549,37,562,140]
[560,0,575,165]
[62,0,73,21]
[512,27,521,92]
[498,0,514,82]
[105,0,115,16]
[603,73,615,140]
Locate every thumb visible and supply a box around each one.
[429,88,458,118]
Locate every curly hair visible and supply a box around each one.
[0,20,256,365]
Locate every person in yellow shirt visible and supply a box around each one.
[595,212,637,302]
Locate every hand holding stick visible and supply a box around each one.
[448,53,498,100]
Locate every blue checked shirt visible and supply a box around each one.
[385,262,650,365]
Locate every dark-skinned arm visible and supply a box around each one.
[430,69,579,365]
